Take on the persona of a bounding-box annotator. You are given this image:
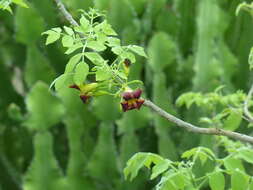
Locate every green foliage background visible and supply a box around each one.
[0,0,253,189]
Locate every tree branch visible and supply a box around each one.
[52,0,253,145]
[143,99,253,144]
[53,0,79,27]
[244,83,253,122]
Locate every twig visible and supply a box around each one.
[244,84,253,122]
[53,0,79,27]
[143,99,253,144]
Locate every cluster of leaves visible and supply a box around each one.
[176,88,247,130]
[124,137,253,190]
[43,8,147,99]
[0,0,28,13]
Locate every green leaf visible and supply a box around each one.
[112,46,124,55]
[45,31,61,45]
[95,68,111,81]
[63,26,74,36]
[74,62,89,85]
[223,157,245,172]
[84,52,104,65]
[61,35,74,47]
[51,27,62,33]
[107,37,121,47]
[96,32,107,43]
[80,15,89,29]
[24,82,65,130]
[124,154,145,181]
[129,45,147,58]
[100,21,117,36]
[120,51,136,63]
[0,0,12,12]
[65,42,83,54]
[158,172,185,190]
[171,173,185,190]
[198,152,208,165]
[209,171,225,190]
[181,147,215,165]
[176,92,202,108]
[159,180,177,190]
[53,74,73,91]
[42,28,62,45]
[182,148,197,159]
[200,117,213,125]
[236,148,253,164]
[64,53,83,73]
[86,40,106,51]
[124,152,163,181]
[236,2,248,16]
[77,15,90,33]
[231,170,249,190]
[127,80,144,85]
[223,109,242,131]
[150,160,170,180]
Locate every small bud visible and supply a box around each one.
[124,58,131,67]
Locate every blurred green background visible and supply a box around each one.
[0,0,253,189]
